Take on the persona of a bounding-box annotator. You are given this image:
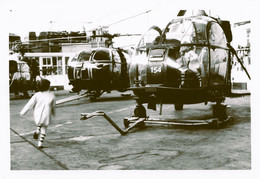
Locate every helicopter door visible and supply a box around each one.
[91,49,111,80]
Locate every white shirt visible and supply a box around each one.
[20,91,56,126]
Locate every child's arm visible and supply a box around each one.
[20,94,36,116]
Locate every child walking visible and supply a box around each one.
[20,79,56,148]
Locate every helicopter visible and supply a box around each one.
[120,10,251,127]
[66,32,140,100]
[9,31,139,101]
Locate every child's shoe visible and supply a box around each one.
[38,141,43,148]
[34,126,41,139]
[33,132,39,139]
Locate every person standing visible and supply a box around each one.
[30,58,39,91]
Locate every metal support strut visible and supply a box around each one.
[80,111,146,135]
[56,93,90,105]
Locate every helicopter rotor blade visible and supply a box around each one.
[229,44,251,80]
[177,10,187,16]
[9,36,87,45]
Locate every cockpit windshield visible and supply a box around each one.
[78,52,91,62]
[71,51,91,62]
[93,49,111,61]
[164,19,207,44]
[165,20,194,43]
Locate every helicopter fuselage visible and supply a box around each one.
[67,48,130,94]
[129,15,233,106]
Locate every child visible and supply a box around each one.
[20,79,56,148]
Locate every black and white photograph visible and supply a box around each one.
[1,0,260,178]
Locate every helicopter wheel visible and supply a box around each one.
[89,90,102,102]
[213,103,227,122]
[210,119,220,129]
[133,104,146,128]
[174,104,184,110]
[95,90,102,97]
[89,96,97,102]
[134,105,147,118]
[123,118,130,128]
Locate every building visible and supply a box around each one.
[231,20,251,93]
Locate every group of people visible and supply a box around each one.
[10,57,40,98]
[168,43,205,88]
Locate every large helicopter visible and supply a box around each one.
[66,32,140,100]
[9,31,139,101]
[122,10,251,125]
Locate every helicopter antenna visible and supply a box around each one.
[107,10,152,27]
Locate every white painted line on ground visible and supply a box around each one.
[54,121,73,128]
[20,121,73,136]
[19,105,136,136]
[19,130,35,136]
[69,136,94,141]
[107,105,136,114]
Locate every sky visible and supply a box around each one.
[2,0,258,47]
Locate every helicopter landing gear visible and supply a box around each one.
[130,104,146,128]
[211,102,231,128]
[134,104,147,118]
[69,85,81,93]
[124,98,147,128]
[174,104,184,110]
[89,90,103,101]
[213,103,227,121]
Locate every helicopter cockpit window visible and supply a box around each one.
[209,23,227,47]
[137,27,161,55]
[194,22,207,44]
[165,20,195,43]
[149,49,166,61]
[78,52,91,62]
[93,49,111,61]
[70,55,78,62]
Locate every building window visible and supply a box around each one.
[42,57,52,75]
[42,56,63,76]
[52,56,63,75]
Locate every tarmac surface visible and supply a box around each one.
[8,90,251,172]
